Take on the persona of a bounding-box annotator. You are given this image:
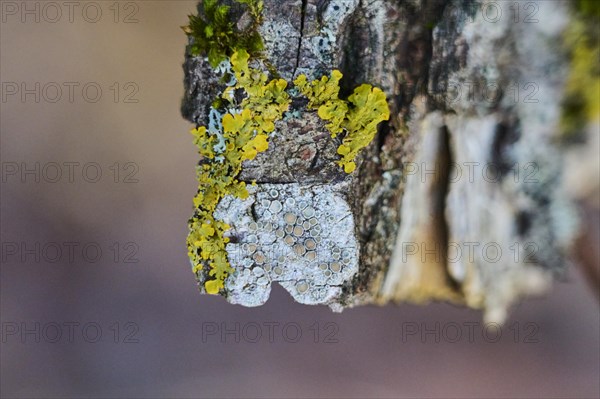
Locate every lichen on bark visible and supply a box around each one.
[182,0,587,323]
[183,1,389,305]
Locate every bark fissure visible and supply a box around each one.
[437,124,461,294]
[292,0,308,79]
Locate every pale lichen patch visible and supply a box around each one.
[213,183,359,308]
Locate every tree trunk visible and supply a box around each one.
[182,0,598,323]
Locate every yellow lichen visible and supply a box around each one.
[188,52,388,295]
[294,70,390,173]
[188,49,290,294]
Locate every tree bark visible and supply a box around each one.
[182,0,596,323]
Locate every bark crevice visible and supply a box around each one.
[292,0,308,79]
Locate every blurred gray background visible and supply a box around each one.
[0,1,598,398]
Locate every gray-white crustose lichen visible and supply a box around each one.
[214,183,358,309]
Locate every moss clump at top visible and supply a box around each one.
[183,0,264,67]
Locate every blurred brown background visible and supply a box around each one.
[0,1,598,398]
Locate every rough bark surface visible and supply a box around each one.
[182,0,589,322]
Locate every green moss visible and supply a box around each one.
[183,0,264,67]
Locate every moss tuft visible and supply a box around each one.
[183,0,264,68]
